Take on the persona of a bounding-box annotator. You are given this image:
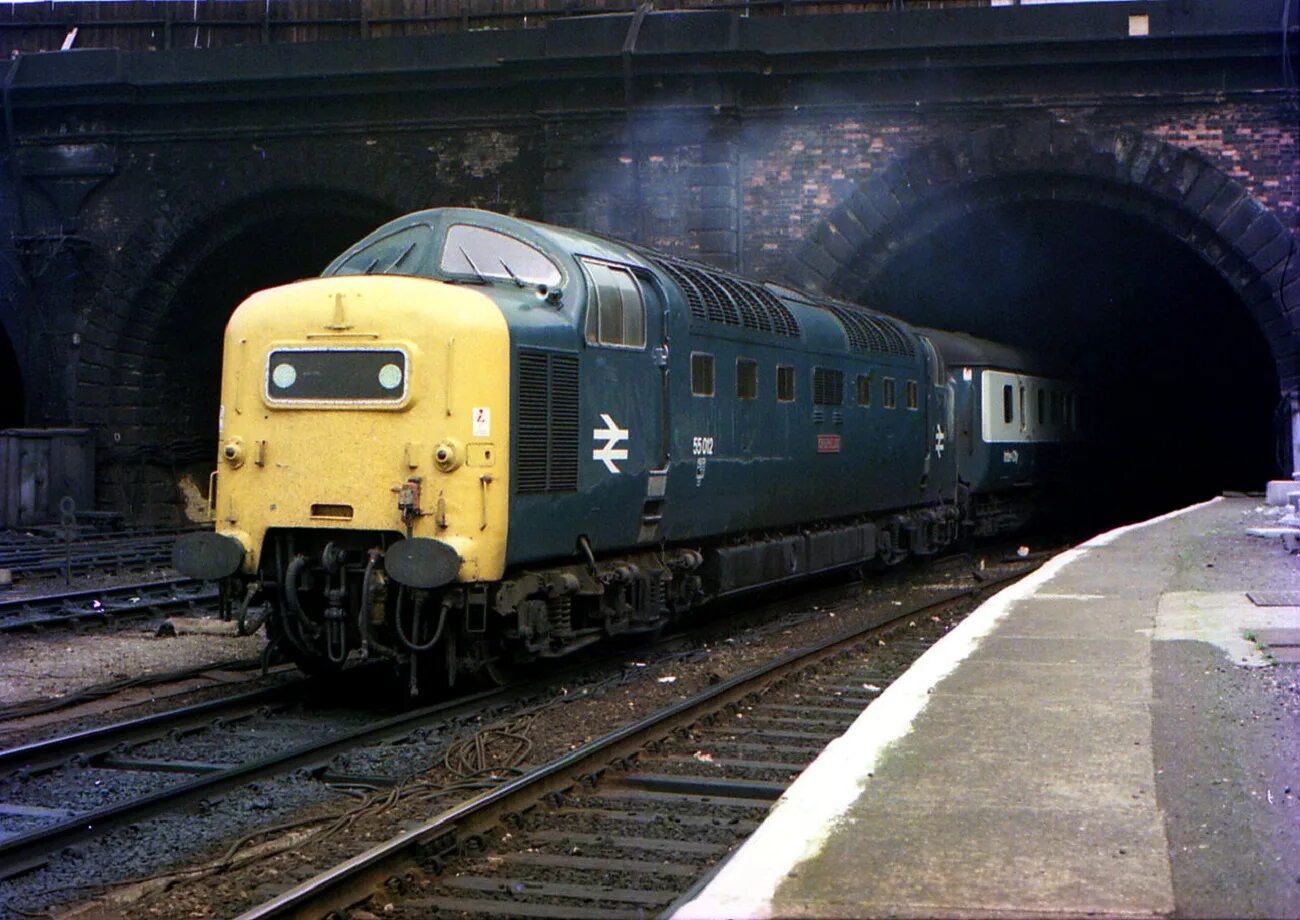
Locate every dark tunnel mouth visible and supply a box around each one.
[109,197,395,521]
[0,322,24,430]
[859,198,1284,529]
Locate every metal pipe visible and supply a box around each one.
[394,588,447,653]
[357,552,397,658]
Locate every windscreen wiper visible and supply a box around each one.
[497,258,526,288]
[458,246,490,284]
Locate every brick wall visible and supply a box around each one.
[5,92,1298,520]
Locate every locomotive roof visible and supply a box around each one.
[326,208,927,362]
[921,328,1055,376]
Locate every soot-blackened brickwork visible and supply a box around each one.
[772,112,1299,388]
[13,127,541,517]
[1,13,1296,521]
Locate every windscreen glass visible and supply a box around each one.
[331,225,430,276]
[440,224,561,287]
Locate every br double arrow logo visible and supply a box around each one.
[593,413,630,474]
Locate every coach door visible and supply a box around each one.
[580,258,668,546]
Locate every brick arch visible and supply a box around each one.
[783,120,1300,393]
[83,187,397,519]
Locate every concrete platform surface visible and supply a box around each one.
[674,496,1300,919]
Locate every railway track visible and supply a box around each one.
[0,578,218,632]
[0,547,1048,919]
[234,566,1037,920]
[0,672,517,885]
[0,529,197,579]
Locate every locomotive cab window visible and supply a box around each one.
[906,380,919,410]
[440,224,562,288]
[736,359,758,400]
[776,365,796,402]
[856,374,871,407]
[582,260,646,349]
[691,352,715,397]
[332,224,431,277]
[883,377,897,409]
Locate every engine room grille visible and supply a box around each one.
[818,302,916,357]
[646,255,801,338]
[515,349,579,494]
[813,367,845,406]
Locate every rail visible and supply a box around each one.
[236,564,1039,918]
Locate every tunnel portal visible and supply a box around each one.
[865,200,1282,526]
[108,196,395,520]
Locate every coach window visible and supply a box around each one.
[692,353,715,397]
[582,260,646,349]
[777,365,796,402]
[906,380,919,410]
[1019,384,1027,432]
[1037,389,1047,425]
[1002,384,1014,424]
[883,377,897,409]
[856,374,871,407]
[441,224,562,287]
[736,359,758,400]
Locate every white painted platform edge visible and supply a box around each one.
[672,496,1221,920]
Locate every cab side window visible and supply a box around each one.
[582,260,646,349]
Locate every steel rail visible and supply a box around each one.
[0,678,523,880]
[0,539,177,577]
[0,681,299,774]
[235,566,1038,920]
[0,578,216,632]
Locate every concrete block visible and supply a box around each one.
[1265,480,1300,506]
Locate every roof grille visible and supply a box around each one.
[818,302,916,358]
[646,254,800,339]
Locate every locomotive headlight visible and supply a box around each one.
[434,438,463,472]
[222,438,245,468]
[377,363,403,390]
[271,362,297,389]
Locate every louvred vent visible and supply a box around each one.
[818,302,916,357]
[515,350,579,494]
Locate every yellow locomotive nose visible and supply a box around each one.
[209,274,510,583]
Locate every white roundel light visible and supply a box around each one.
[378,363,403,390]
[272,363,297,389]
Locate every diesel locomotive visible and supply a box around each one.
[174,208,1079,690]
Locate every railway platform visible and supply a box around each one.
[674,494,1300,919]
